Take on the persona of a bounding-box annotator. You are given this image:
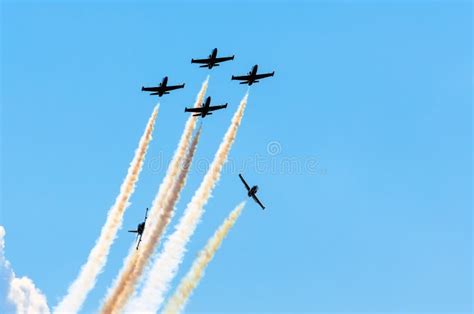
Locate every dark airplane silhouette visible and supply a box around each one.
[184,96,227,118]
[128,208,148,250]
[141,76,185,97]
[231,65,274,86]
[239,174,265,210]
[191,48,234,69]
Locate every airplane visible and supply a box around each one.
[238,174,265,210]
[128,208,148,250]
[231,65,275,86]
[184,96,227,118]
[191,48,234,69]
[141,76,185,97]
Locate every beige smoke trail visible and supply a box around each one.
[162,201,245,314]
[101,79,208,313]
[53,105,159,314]
[126,93,249,313]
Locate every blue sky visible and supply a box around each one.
[1,1,472,313]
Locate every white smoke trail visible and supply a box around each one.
[8,278,50,314]
[126,93,249,313]
[0,226,50,314]
[101,79,208,313]
[54,105,159,313]
[162,201,245,314]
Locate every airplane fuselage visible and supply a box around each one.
[157,76,168,96]
[248,185,258,197]
[137,222,145,235]
[251,65,258,76]
[200,96,211,117]
[247,65,258,85]
[207,48,218,68]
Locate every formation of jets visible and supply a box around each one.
[140,48,274,119]
[131,48,270,248]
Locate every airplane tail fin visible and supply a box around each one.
[240,81,249,85]
[193,113,201,117]
[150,92,159,96]
[200,65,209,68]
[128,230,138,233]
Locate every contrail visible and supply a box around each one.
[53,105,159,314]
[162,201,245,314]
[101,79,208,313]
[126,93,249,313]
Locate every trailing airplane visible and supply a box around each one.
[184,96,227,118]
[141,76,185,97]
[128,208,148,250]
[238,174,265,210]
[231,64,274,86]
[191,48,234,69]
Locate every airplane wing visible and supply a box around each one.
[164,84,185,91]
[252,195,265,210]
[238,174,251,191]
[141,86,161,92]
[191,58,211,64]
[136,234,143,250]
[254,72,274,79]
[215,56,234,63]
[232,75,251,81]
[207,104,227,112]
[184,107,204,113]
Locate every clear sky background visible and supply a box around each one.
[1,1,472,313]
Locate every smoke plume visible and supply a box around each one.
[0,226,50,314]
[162,201,245,314]
[54,105,159,313]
